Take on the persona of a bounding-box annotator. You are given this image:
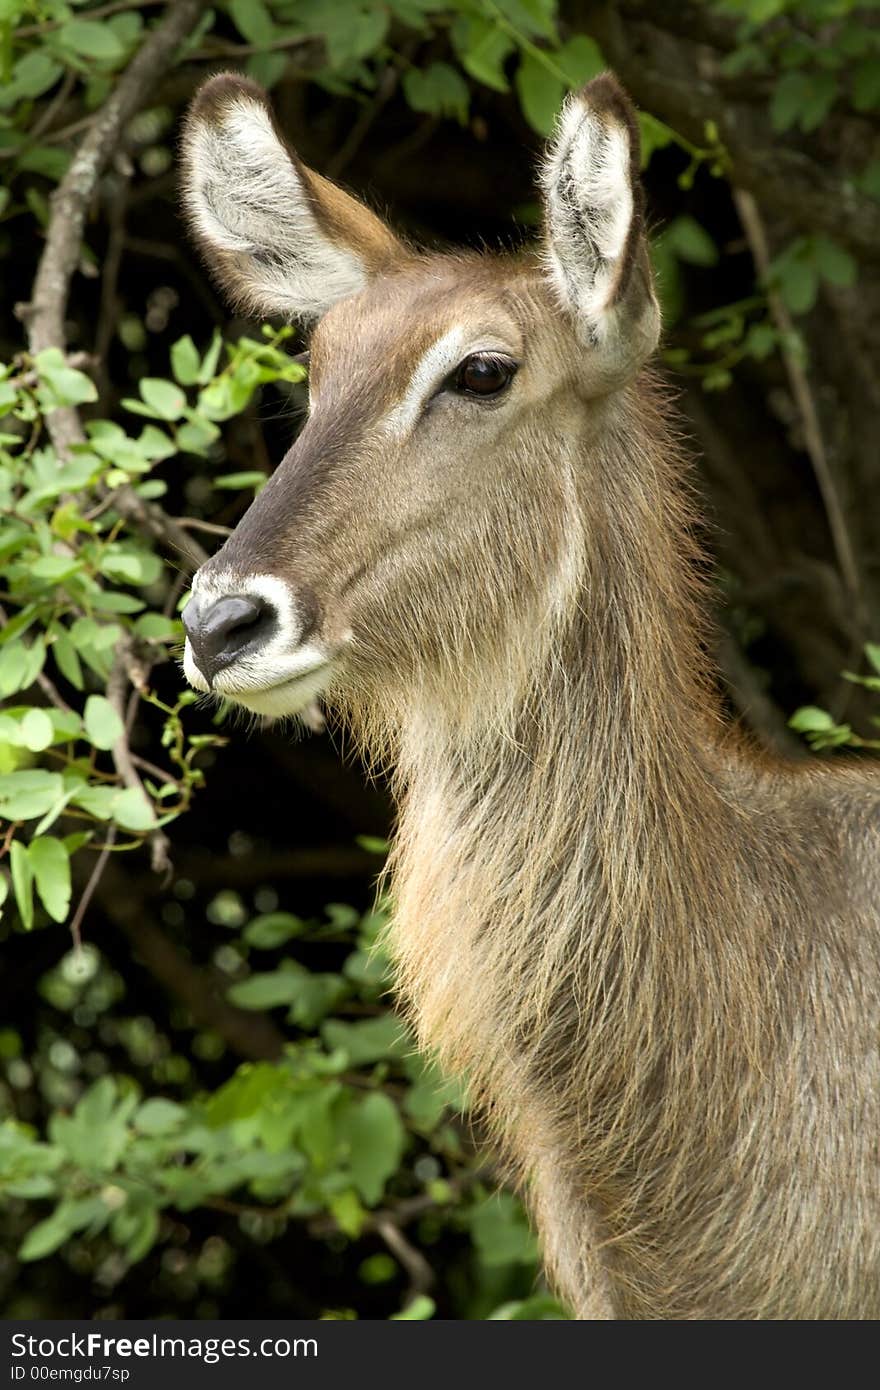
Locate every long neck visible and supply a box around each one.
[379,376,780,1175]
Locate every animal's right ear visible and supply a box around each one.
[540,73,660,384]
[181,73,402,322]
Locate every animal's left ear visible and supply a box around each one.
[181,72,402,323]
[540,74,660,382]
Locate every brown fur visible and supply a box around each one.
[181,76,880,1319]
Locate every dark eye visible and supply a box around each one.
[452,353,517,398]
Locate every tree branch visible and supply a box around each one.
[25,0,208,366]
[733,188,866,639]
[19,3,210,566]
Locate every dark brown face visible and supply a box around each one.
[180,73,659,720]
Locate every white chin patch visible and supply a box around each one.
[181,570,338,719]
[183,637,334,719]
[228,664,334,719]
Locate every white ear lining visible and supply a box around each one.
[184,96,368,321]
[541,98,635,343]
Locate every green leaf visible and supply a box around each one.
[0,636,47,696]
[139,378,187,421]
[6,50,62,103]
[789,705,836,732]
[355,835,388,855]
[70,784,118,821]
[403,62,470,124]
[864,642,880,676]
[323,5,388,68]
[99,545,162,586]
[772,253,819,315]
[56,20,126,64]
[136,425,177,461]
[29,836,71,923]
[812,236,857,289]
[83,695,123,751]
[493,0,556,40]
[328,1188,366,1238]
[489,1294,567,1320]
[133,1098,187,1135]
[19,708,53,753]
[227,963,308,1010]
[34,348,97,407]
[340,1092,405,1205]
[471,1192,538,1267]
[229,0,275,44]
[112,786,156,833]
[453,16,515,93]
[175,417,220,455]
[246,50,288,89]
[134,613,180,642]
[664,215,719,268]
[322,1015,410,1066]
[9,840,33,930]
[856,160,880,201]
[770,71,806,132]
[110,1199,159,1262]
[170,336,201,386]
[19,1198,103,1262]
[555,34,604,88]
[515,52,564,136]
[214,471,267,491]
[196,332,223,385]
[853,57,880,112]
[17,146,71,180]
[391,1295,436,1320]
[0,770,64,820]
[244,912,308,948]
[50,1078,136,1172]
[30,554,82,584]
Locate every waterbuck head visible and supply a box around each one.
[180,72,660,730]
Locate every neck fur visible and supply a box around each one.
[347,377,782,1247]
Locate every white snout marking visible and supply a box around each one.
[182,570,336,718]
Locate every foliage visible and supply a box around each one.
[1,891,563,1318]
[0,0,878,1323]
[0,329,303,930]
[790,644,880,751]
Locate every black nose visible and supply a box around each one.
[182,593,277,687]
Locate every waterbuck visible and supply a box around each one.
[179,71,880,1319]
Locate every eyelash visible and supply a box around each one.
[443,353,518,399]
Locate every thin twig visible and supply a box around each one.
[22,0,210,460]
[68,825,117,952]
[375,1217,435,1300]
[29,69,76,142]
[732,190,863,629]
[307,1170,490,1240]
[174,516,233,538]
[326,63,402,179]
[130,752,184,787]
[36,670,76,717]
